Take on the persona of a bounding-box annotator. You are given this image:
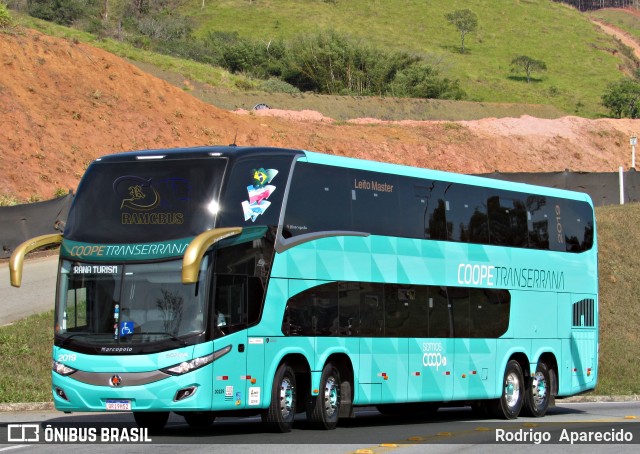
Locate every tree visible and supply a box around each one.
[601,79,640,119]
[444,9,478,54]
[510,55,547,83]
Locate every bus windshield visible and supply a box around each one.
[55,258,209,351]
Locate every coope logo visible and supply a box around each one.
[422,353,447,370]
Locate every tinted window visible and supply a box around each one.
[527,195,550,249]
[350,169,400,236]
[66,158,226,243]
[283,281,508,339]
[283,163,352,237]
[444,184,489,243]
[487,191,528,247]
[218,156,293,228]
[469,288,510,338]
[559,200,594,252]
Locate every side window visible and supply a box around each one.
[469,288,510,338]
[445,184,489,244]
[560,200,594,252]
[350,169,400,236]
[448,286,470,338]
[527,195,550,250]
[283,163,352,237]
[218,156,292,227]
[283,282,339,336]
[427,286,451,338]
[487,191,528,247]
[396,179,433,239]
[358,284,384,337]
[384,285,413,337]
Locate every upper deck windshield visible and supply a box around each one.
[64,156,227,243]
[55,258,209,353]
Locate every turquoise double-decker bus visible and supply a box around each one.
[10,146,597,432]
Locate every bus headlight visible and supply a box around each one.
[53,360,77,376]
[161,345,231,376]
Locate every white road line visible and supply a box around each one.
[0,446,31,452]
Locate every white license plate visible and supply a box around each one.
[105,399,131,411]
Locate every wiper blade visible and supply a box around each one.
[59,332,103,348]
[133,332,188,346]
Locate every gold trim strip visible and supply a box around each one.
[182,227,242,284]
[9,233,63,287]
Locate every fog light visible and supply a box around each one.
[55,387,69,401]
[175,386,197,402]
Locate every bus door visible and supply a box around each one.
[406,286,454,403]
[210,274,252,410]
[357,286,408,404]
[568,294,597,392]
[451,288,500,400]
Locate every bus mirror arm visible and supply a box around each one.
[182,227,243,284]
[9,233,63,288]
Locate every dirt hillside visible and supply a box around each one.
[1,28,639,201]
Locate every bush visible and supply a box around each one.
[27,0,99,26]
[0,3,12,29]
[601,79,640,119]
[259,78,300,94]
[0,193,20,206]
[390,62,466,100]
[53,187,68,198]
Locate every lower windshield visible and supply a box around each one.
[55,258,209,352]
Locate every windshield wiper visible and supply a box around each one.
[128,332,188,346]
[59,333,105,348]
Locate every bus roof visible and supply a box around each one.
[92,145,592,204]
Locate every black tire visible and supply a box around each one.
[133,411,169,432]
[184,412,216,428]
[307,362,341,430]
[521,361,551,417]
[262,363,297,433]
[487,360,525,419]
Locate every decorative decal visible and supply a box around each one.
[114,176,188,225]
[248,387,260,406]
[241,168,278,222]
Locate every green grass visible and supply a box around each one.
[594,203,640,395]
[590,8,640,42]
[2,204,639,403]
[183,0,634,117]
[0,311,53,403]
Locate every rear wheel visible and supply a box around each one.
[307,362,341,429]
[522,361,551,417]
[487,360,524,419]
[133,411,169,432]
[262,363,297,432]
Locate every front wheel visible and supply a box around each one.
[487,360,525,419]
[262,363,297,432]
[307,362,341,429]
[522,361,551,417]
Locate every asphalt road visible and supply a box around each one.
[0,254,58,326]
[1,402,639,453]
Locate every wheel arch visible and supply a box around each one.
[264,352,311,410]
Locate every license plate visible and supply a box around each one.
[105,399,131,411]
